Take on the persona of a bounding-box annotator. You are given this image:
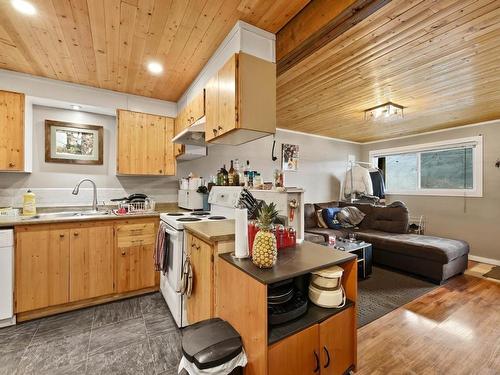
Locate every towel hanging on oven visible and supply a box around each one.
[155,222,170,274]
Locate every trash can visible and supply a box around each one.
[178,318,247,375]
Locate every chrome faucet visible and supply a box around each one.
[72,179,98,212]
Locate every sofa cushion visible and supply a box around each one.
[370,202,409,233]
[355,229,469,263]
[338,201,373,229]
[304,203,317,230]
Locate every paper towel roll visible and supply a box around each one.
[234,208,249,258]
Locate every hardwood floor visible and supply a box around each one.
[356,274,500,374]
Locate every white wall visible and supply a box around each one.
[361,121,500,263]
[178,129,361,203]
[0,106,178,207]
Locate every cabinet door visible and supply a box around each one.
[268,324,320,375]
[69,225,114,302]
[204,75,219,141]
[190,89,205,123]
[217,54,238,135]
[115,222,157,293]
[164,117,176,175]
[117,110,168,175]
[0,90,24,171]
[15,226,69,312]
[186,233,214,324]
[319,307,355,375]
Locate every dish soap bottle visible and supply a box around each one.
[22,189,37,216]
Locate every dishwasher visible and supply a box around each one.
[0,229,15,327]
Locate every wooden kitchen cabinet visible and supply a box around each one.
[268,307,356,375]
[174,89,205,137]
[117,109,175,175]
[186,232,214,324]
[268,324,320,375]
[0,90,24,171]
[69,224,114,302]
[15,225,69,313]
[115,221,157,293]
[204,53,276,145]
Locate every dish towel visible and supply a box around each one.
[155,222,170,273]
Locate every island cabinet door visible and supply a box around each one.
[186,233,214,324]
[319,307,355,375]
[268,324,320,375]
[69,225,114,302]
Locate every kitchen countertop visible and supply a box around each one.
[183,220,236,242]
[0,211,160,228]
[219,241,356,285]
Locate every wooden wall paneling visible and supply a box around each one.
[0,90,24,171]
[217,258,268,375]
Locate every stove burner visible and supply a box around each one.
[177,217,202,222]
[191,211,210,216]
[166,213,184,216]
[208,216,227,220]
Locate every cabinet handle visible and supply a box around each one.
[59,233,65,238]
[8,162,15,168]
[121,251,126,255]
[131,239,143,245]
[218,125,223,131]
[73,232,79,236]
[313,350,320,373]
[212,128,217,135]
[323,346,331,368]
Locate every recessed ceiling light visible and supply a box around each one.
[71,105,82,111]
[11,0,37,15]
[147,61,163,75]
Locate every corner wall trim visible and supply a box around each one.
[469,255,500,266]
[276,128,361,145]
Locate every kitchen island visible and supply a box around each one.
[217,242,358,375]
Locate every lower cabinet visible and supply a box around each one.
[14,218,159,319]
[186,232,214,324]
[268,307,355,375]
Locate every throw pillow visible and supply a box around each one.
[315,209,328,228]
[337,206,366,226]
[321,207,343,229]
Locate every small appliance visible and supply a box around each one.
[178,190,204,210]
[308,265,346,308]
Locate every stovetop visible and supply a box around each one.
[160,211,229,230]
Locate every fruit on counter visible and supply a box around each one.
[252,202,279,269]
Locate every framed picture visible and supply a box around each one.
[282,143,299,171]
[45,120,103,165]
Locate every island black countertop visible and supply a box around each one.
[219,241,356,285]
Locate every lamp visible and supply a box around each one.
[364,102,404,121]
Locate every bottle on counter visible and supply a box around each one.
[216,169,224,186]
[228,160,236,186]
[222,164,229,186]
[22,189,37,216]
[243,160,250,187]
[234,159,243,186]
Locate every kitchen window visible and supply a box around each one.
[369,136,483,197]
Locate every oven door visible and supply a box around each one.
[159,221,185,327]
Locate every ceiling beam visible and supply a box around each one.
[276,0,392,75]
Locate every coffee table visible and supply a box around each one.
[328,239,372,279]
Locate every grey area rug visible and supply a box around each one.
[357,266,438,327]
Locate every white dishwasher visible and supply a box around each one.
[0,229,15,327]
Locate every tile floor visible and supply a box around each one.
[0,293,182,375]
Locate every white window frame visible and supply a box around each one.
[369,136,483,197]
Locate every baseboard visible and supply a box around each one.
[469,255,500,266]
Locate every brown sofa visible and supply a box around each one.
[304,201,469,284]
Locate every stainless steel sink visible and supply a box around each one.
[25,211,110,220]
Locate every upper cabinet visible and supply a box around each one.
[175,89,205,137]
[205,53,276,145]
[116,109,175,176]
[0,90,24,171]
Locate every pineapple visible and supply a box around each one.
[252,202,279,268]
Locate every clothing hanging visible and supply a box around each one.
[344,165,374,196]
[369,170,386,199]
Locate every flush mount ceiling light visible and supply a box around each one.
[71,105,82,110]
[11,0,36,15]
[364,102,404,121]
[147,61,163,75]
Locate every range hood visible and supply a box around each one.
[172,116,206,146]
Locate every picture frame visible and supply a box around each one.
[45,120,103,165]
[282,143,299,171]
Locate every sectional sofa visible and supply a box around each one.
[304,201,469,284]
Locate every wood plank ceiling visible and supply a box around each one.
[276,0,500,142]
[0,0,310,101]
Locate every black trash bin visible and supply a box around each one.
[179,318,247,375]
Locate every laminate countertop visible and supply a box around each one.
[0,211,160,228]
[183,220,236,243]
[219,241,356,285]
